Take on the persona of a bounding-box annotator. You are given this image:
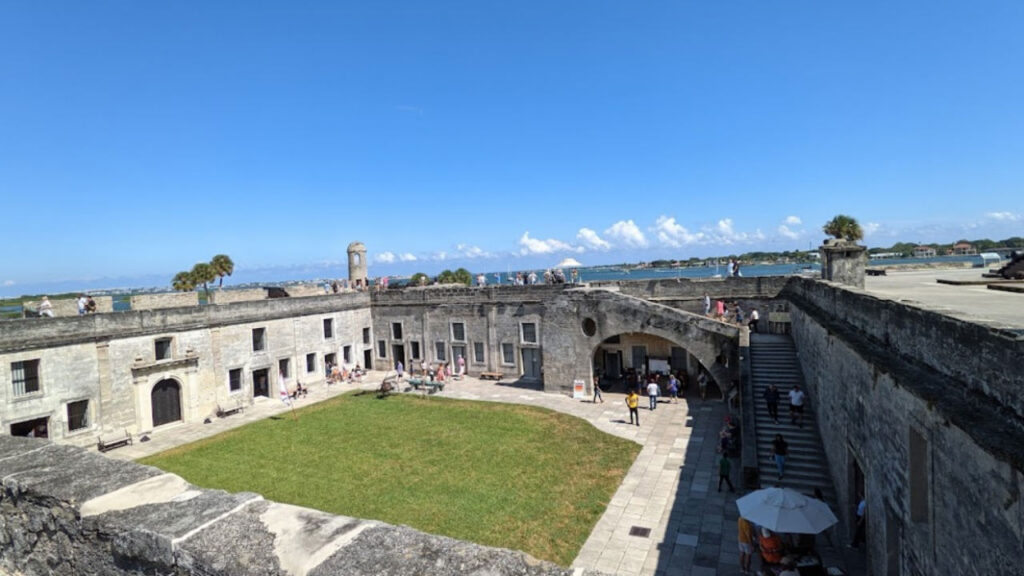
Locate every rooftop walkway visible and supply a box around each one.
[106,372,861,576]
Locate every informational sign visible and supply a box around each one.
[573,379,586,399]
[649,358,670,374]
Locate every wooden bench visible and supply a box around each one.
[479,372,503,381]
[866,269,887,276]
[97,429,132,452]
[216,398,246,418]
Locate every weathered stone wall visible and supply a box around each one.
[208,288,268,305]
[785,280,1024,576]
[130,292,199,310]
[0,293,372,446]
[819,243,867,288]
[0,436,603,576]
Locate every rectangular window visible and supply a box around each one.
[279,358,290,379]
[155,338,173,361]
[362,327,371,344]
[473,342,485,363]
[521,323,537,344]
[392,322,403,340]
[228,368,242,392]
[306,353,317,373]
[435,341,447,362]
[501,343,515,365]
[66,399,89,432]
[451,322,466,342]
[323,318,334,339]
[343,346,352,364]
[11,360,40,396]
[253,328,267,352]
[377,340,387,358]
[411,341,421,360]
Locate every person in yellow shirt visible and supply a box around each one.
[626,389,640,426]
[737,517,754,575]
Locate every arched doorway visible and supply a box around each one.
[151,379,182,427]
[592,332,722,397]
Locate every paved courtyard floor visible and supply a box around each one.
[108,374,860,576]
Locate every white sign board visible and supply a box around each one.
[573,379,587,399]
[649,359,670,374]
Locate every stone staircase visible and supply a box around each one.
[749,333,836,501]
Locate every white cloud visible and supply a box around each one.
[456,244,492,259]
[376,252,396,264]
[653,215,704,247]
[518,232,580,255]
[399,253,418,262]
[863,222,881,236]
[777,225,800,240]
[987,211,1021,222]
[716,219,736,236]
[605,220,648,248]
[576,228,611,250]
[785,215,802,225]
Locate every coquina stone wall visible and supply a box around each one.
[0,436,605,576]
[782,278,1024,576]
[130,292,199,310]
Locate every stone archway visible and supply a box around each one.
[591,331,721,395]
[151,379,182,427]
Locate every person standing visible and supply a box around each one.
[715,299,725,319]
[38,296,54,318]
[395,360,404,381]
[737,517,755,575]
[626,389,640,426]
[748,308,760,332]
[703,291,711,316]
[592,374,604,403]
[789,384,806,427]
[849,496,867,548]
[771,433,788,479]
[698,371,709,401]
[457,354,466,378]
[667,373,679,403]
[77,295,87,315]
[718,454,735,492]
[764,384,780,423]
[647,379,659,410]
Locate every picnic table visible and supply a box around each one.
[408,377,445,393]
[479,372,503,381]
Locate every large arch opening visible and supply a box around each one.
[592,332,726,399]
[151,379,182,427]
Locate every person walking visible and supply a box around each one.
[395,360,404,382]
[789,384,806,427]
[718,454,735,492]
[667,373,679,403]
[592,374,604,403]
[764,384,780,423]
[737,517,755,575]
[647,379,659,410]
[698,371,709,401]
[626,389,640,426]
[703,292,711,316]
[748,308,760,332]
[771,433,789,479]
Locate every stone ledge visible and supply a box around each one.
[0,436,609,576]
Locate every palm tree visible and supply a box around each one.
[453,268,472,286]
[822,214,864,242]
[190,262,217,299]
[172,271,195,292]
[410,272,429,286]
[210,254,234,288]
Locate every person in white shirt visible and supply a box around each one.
[38,296,54,318]
[748,309,760,332]
[77,295,87,315]
[647,380,660,411]
[788,384,806,427]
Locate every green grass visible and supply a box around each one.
[139,392,640,565]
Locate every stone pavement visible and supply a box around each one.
[105,373,846,576]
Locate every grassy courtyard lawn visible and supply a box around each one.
[139,392,640,565]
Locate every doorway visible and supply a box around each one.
[452,344,466,368]
[151,379,182,427]
[392,344,406,368]
[603,350,622,379]
[521,348,541,380]
[631,345,647,374]
[10,417,48,438]
[363,349,373,370]
[253,368,269,398]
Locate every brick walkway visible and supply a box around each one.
[107,373,853,576]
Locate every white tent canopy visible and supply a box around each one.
[556,257,582,268]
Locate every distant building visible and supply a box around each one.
[952,242,976,255]
[913,245,937,258]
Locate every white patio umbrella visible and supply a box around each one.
[736,487,837,534]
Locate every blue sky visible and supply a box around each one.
[2,1,1022,296]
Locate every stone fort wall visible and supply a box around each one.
[0,436,599,576]
[782,278,1024,576]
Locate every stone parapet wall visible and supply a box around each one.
[787,304,1024,576]
[0,292,371,354]
[208,288,268,305]
[130,292,199,310]
[781,277,1024,420]
[22,296,114,317]
[0,436,603,576]
[283,283,328,298]
[590,276,790,302]
[372,284,571,306]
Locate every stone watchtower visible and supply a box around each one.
[819,239,867,288]
[348,242,368,290]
